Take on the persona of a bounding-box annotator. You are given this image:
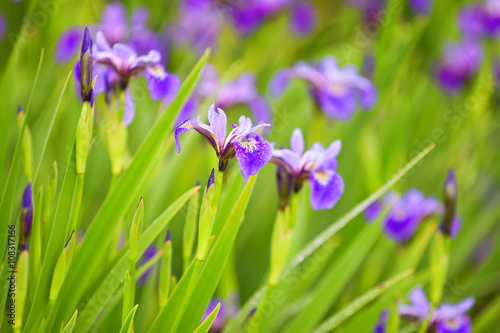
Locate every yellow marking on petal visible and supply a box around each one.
[181,123,194,129]
[314,170,333,186]
[329,82,347,95]
[241,141,257,152]
[149,65,167,79]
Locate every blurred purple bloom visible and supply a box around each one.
[289,1,317,35]
[269,56,377,120]
[175,105,272,176]
[383,189,443,242]
[435,41,483,94]
[138,245,157,284]
[459,0,500,39]
[409,0,432,15]
[364,191,399,222]
[0,12,6,42]
[177,64,272,126]
[74,31,179,125]
[271,128,344,210]
[374,310,388,333]
[55,2,163,64]
[202,298,226,332]
[398,286,474,332]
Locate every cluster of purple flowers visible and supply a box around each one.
[175,0,317,52]
[269,56,377,121]
[374,286,474,333]
[346,0,432,23]
[365,170,461,242]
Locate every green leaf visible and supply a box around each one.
[48,49,210,330]
[122,270,132,325]
[73,186,199,333]
[430,231,449,306]
[60,310,78,333]
[151,174,258,333]
[312,270,413,333]
[119,304,139,333]
[194,302,221,333]
[224,143,435,332]
[281,219,382,333]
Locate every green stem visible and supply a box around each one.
[69,173,84,232]
[212,171,224,215]
[129,259,136,311]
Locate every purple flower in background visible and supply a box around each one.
[202,298,226,332]
[383,189,443,242]
[459,0,500,39]
[364,191,399,222]
[271,128,344,210]
[138,245,157,284]
[55,2,163,63]
[269,56,377,121]
[0,12,6,42]
[398,286,474,333]
[229,0,317,36]
[435,41,483,94]
[74,31,179,125]
[178,65,272,126]
[439,169,462,238]
[409,0,432,15]
[175,104,272,176]
[374,310,389,333]
[20,182,33,248]
[175,0,223,53]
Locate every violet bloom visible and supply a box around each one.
[440,169,461,239]
[180,65,272,125]
[459,0,500,39]
[55,2,163,63]
[175,0,223,53]
[138,245,157,284]
[435,41,483,95]
[383,189,443,242]
[374,310,388,333]
[74,31,179,125]
[271,128,344,210]
[20,182,33,248]
[364,191,399,223]
[175,105,272,176]
[269,56,377,121]
[398,286,474,333]
[229,0,317,36]
[409,0,432,15]
[0,12,6,42]
[345,0,386,23]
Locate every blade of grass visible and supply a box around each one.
[119,305,139,333]
[312,269,413,333]
[60,310,78,333]
[194,303,221,333]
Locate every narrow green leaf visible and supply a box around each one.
[194,303,221,333]
[73,186,199,333]
[152,174,258,333]
[30,187,43,300]
[312,270,413,333]
[119,304,139,333]
[49,50,210,330]
[122,270,132,324]
[60,310,78,333]
[183,190,200,272]
[430,231,448,306]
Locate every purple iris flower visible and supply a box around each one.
[55,2,163,64]
[175,0,223,53]
[179,64,272,126]
[138,244,157,284]
[0,12,6,42]
[175,104,272,176]
[74,31,179,125]
[364,191,399,222]
[229,0,317,36]
[434,41,483,95]
[459,0,500,39]
[383,189,443,242]
[20,182,33,248]
[271,128,344,210]
[398,286,474,333]
[345,0,386,23]
[269,56,377,121]
[374,310,389,333]
[409,0,432,15]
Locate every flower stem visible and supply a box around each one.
[69,173,84,232]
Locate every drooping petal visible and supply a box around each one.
[408,286,431,310]
[290,128,305,156]
[435,315,472,333]
[123,88,135,126]
[289,1,317,36]
[174,117,218,154]
[269,69,293,97]
[358,81,378,110]
[145,65,180,100]
[383,203,420,242]
[55,28,83,63]
[309,169,344,210]
[235,133,272,176]
[316,88,358,121]
[434,297,475,321]
[272,148,301,174]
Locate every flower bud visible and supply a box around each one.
[80,27,93,105]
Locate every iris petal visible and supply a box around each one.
[309,170,344,210]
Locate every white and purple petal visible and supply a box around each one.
[309,169,344,210]
[235,133,272,177]
[145,65,180,100]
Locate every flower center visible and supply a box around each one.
[241,140,257,152]
[149,65,167,79]
[445,318,460,329]
[329,82,347,95]
[313,170,333,186]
